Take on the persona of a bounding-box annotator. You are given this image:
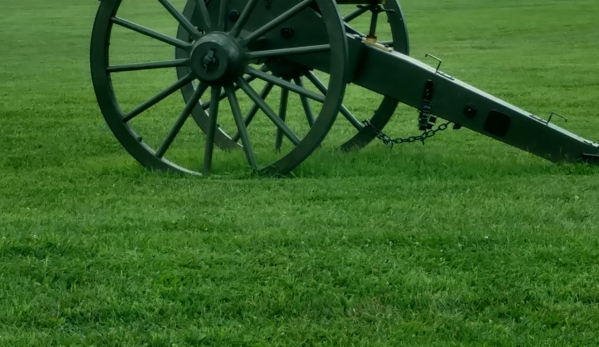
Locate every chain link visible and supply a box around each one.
[363,120,452,147]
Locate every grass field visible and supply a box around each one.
[2,0,599,346]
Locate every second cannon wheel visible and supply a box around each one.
[175,0,410,152]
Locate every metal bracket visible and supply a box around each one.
[418,80,436,133]
[546,112,568,124]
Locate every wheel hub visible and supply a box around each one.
[190,33,246,86]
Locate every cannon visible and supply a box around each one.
[90,0,599,175]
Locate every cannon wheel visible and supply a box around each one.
[90,0,348,175]
[176,0,409,153]
[339,0,409,151]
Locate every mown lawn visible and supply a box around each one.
[2,0,599,346]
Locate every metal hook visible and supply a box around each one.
[547,112,568,124]
[425,54,442,74]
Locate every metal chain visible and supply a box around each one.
[362,120,452,147]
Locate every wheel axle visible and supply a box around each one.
[190,33,246,86]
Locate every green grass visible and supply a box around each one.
[2,0,599,346]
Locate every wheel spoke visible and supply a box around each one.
[228,0,260,38]
[305,71,364,130]
[193,0,212,32]
[107,59,188,73]
[217,0,230,31]
[111,17,192,50]
[200,67,268,111]
[275,81,290,151]
[338,103,364,130]
[123,73,195,123]
[158,0,202,39]
[226,84,258,169]
[247,44,330,59]
[237,77,301,146]
[155,83,208,158]
[245,67,324,102]
[201,73,259,110]
[294,77,315,127]
[343,6,369,23]
[240,0,314,46]
[231,82,274,142]
[202,86,221,174]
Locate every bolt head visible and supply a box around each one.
[463,104,478,118]
[229,10,240,22]
[280,26,295,39]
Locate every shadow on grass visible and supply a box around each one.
[10,135,596,185]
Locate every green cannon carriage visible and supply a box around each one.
[90,0,599,175]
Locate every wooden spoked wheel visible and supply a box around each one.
[175,0,410,153]
[90,0,348,175]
